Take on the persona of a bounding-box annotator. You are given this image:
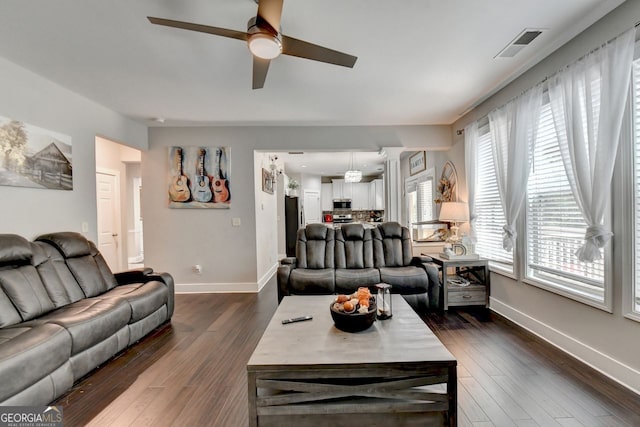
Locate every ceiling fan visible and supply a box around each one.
[148,0,358,89]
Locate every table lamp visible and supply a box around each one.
[439,202,469,242]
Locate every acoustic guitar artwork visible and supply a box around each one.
[193,148,213,203]
[212,147,230,203]
[169,147,191,202]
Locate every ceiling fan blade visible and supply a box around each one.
[253,57,271,89]
[281,36,357,68]
[256,0,284,34]
[148,17,248,42]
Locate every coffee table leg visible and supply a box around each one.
[247,371,257,427]
[448,365,457,426]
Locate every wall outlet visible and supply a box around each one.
[81,222,89,233]
[232,218,241,227]
[193,264,202,274]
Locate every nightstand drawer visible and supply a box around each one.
[447,288,486,305]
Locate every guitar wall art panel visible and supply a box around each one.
[168,146,230,209]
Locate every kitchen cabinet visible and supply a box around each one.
[321,183,333,211]
[332,179,353,200]
[370,179,384,210]
[351,182,370,210]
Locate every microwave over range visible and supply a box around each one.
[333,199,352,210]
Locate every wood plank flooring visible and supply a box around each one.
[53,278,640,426]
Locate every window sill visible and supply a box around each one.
[623,311,640,323]
[488,263,516,280]
[522,277,612,313]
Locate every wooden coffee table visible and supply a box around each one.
[247,295,457,426]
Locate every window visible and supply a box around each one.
[474,127,513,271]
[632,58,640,314]
[525,102,605,304]
[406,171,435,240]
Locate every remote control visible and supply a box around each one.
[282,315,313,324]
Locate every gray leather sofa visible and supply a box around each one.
[278,222,440,310]
[0,232,174,406]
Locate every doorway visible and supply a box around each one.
[96,169,121,271]
[95,136,143,272]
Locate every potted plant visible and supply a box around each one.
[288,179,300,197]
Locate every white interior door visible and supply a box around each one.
[303,190,321,224]
[96,170,122,271]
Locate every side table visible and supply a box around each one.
[429,255,490,310]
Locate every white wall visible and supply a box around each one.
[452,0,640,393]
[144,125,451,292]
[0,57,147,240]
[254,152,279,290]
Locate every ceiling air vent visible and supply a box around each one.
[496,28,544,58]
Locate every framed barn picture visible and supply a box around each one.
[0,116,72,190]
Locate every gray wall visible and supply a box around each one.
[0,57,147,241]
[452,0,640,393]
[144,125,451,291]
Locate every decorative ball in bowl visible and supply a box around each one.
[330,288,377,333]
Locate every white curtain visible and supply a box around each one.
[489,85,543,251]
[464,121,479,242]
[548,28,635,262]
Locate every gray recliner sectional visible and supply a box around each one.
[0,232,174,406]
[278,222,440,311]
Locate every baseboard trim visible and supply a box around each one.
[490,297,640,396]
[176,282,258,293]
[257,262,278,292]
[175,264,278,294]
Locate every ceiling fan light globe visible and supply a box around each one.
[248,33,282,59]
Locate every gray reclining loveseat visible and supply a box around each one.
[0,232,174,405]
[277,222,439,311]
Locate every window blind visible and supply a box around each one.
[526,102,604,299]
[474,130,513,268]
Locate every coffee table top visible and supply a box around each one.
[248,294,455,370]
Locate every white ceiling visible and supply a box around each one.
[276,151,386,177]
[0,0,625,127]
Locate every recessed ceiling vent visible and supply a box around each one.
[496,28,544,58]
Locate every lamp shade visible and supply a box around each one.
[439,202,469,223]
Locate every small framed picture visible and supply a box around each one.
[262,168,274,194]
[409,151,426,176]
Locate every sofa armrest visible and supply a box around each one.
[142,272,176,319]
[411,260,441,310]
[280,257,297,266]
[114,267,154,285]
[277,264,295,303]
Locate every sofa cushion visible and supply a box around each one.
[379,266,429,294]
[0,288,22,328]
[0,234,32,266]
[289,268,335,295]
[32,242,86,306]
[36,233,118,297]
[296,225,335,269]
[0,324,71,402]
[373,222,413,268]
[36,232,92,258]
[335,268,381,294]
[335,224,374,269]
[0,265,55,321]
[24,298,131,355]
[100,281,169,323]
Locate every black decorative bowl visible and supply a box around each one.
[330,299,377,333]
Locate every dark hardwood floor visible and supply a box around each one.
[54,278,640,426]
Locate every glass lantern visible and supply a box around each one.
[376,283,392,320]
